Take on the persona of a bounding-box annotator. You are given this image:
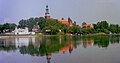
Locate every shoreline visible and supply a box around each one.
[0,35,36,38]
[0,34,120,38]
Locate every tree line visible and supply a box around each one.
[82,21,120,34]
[0,23,16,33]
[0,17,120,35]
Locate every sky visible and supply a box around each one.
[0,0,120,25]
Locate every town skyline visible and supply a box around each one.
[0,0,120,25]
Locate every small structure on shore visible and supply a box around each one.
[14,27,35,35]
[32,25,40,32]
[82,22,94,29]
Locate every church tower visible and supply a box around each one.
[45,5,50,19]
[68,17,73,27]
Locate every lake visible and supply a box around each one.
[0,35,120,63]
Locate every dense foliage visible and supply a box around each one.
[0,17,120,35]
[18,17,81,35]
[82,21,120,34]
[0,23,16,33]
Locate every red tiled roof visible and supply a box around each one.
[83,24,91,27]
[83,24,93,28]
[59,19,73,27]
[59,20,69,25]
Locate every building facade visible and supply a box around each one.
[59,18,73,27]
[14,27,35,35]
[82,22,93,29]
[32,25,40,32]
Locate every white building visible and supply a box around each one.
[14,27,35,35]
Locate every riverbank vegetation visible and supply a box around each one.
[0,17,120,35]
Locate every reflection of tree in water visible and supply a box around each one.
[94,36,110,48]
[19,45,39,56]
[0,35,120,63]
[110,35,120,44]
[0,39,16,52]
[46,53,52,63]
[19,36,78,63]
[82,36,109,48]
[94,35,120,48]
[82,35,120,48]
[19,36,75,56]
[0,35,120,52]
[0,45,16,52]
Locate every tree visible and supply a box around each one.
[91,21,109,34]
[44,19,64,34]
[2,23,16,32]
[97,21,109,29]
[27,18,36,31]
[109,24,119,33]
[19,19,28,28]
[18,18,37,31]
[0,23,17,33]
[38,17,46,30]
[0,24,3,33]
[9,23,17,32]
[70,25,81,34]
[93,24,98,29]
[3,23,10,29]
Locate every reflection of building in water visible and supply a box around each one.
[0,37,41,49]
[46,53,52,63]
[59,42,74,54]
[0,37,16,51]
[83,39,94,47]
[33,37,41,48]
[15,37,36,48]
[0,37,15,47]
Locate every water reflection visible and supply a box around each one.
[83,38,94,48]
[0,35,120,63]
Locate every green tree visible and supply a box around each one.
[19,19,28,28]
[38,17,46,30]
[45,19,64,34]
[2,23,17,32]
[97,21,109,29]
[18,18,37,31]
[27,18,36,31]
[92,21,109,34]
[69,25,81,34]
[109,24,119,34]
[0,24,3,33]
[9,23,17,32]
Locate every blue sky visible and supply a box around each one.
[0,0,120,25]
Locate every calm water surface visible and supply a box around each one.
[0,35,120,63]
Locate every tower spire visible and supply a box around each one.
[45,5,50,19]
